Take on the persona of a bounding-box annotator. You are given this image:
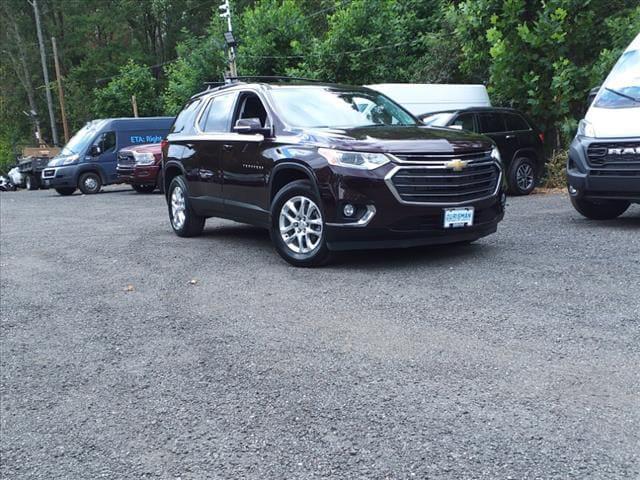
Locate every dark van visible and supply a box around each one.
[42,117,173,195]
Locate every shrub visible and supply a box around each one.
[542,149,568,188]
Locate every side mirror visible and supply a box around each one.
[449,125,463,131]
[89,145,102,156]
[233,118,269,135]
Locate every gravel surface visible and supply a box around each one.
[1,186,639,479]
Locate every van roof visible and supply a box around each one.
[627,33,640,52]
[89,117,174,129]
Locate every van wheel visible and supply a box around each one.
[55,187,76,196]
[132,184,155,193]
[271,180,331,267]
[78,172,102,194]
[507,157,537,195]
[570,197,630,220]
[168,176,205,237]
[25,175,38,190]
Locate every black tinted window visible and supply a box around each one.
[203,93,236,132]
[452,113,476,132]
[504,113,530,131]
[95,131,116,152]
[171,99,202,134]
[478,113,506,133]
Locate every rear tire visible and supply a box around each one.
[132,184,155,194]
[167,176,205,237]
[78,172,102,194]
[25,174,38,191]
[507,157,537,195]
[271,180,331,267]
[55,187,76,196]
[570,196,630,220]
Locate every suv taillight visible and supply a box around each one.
[538,132,545,143]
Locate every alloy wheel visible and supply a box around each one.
[171,185,186,230]
[84,177,98,191]
[516,163,535,191]
[278,195,323,254]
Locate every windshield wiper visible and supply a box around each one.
[605,87,640,103]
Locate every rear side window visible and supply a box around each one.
[478,113,506,133]
[452,113,476,132]
[201,93,236,132]
[171,99,202,134]
[504,113,530,131]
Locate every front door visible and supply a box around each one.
[93,131,117,183]
[221,92,271,225]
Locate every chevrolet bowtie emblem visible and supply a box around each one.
[445,159,468,171]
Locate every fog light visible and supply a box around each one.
[343,204,355,217]
[568,185,578,195]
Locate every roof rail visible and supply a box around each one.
[223,75,324,83]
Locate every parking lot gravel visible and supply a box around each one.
[1,187,639,479]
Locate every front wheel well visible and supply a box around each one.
[270,167,313,202]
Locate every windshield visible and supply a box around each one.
[594,49,640,108]
[269,87,418,128]
[60,121,104,155]
[421,112,455,126]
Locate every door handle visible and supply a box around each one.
[505,134,516,139]
[222,144,233,151]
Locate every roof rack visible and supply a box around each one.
[223,75,324,83]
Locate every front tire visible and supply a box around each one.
[271,180,331,267]
[508,157,537,195]
[167,176,205,237]
[25,175,38,191]
[55,187,76,196]
[570,196,630,220]
[132,184,155,194]
[78,172,102,194]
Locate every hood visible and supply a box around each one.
[585,107,640,138]
[296,125,492,153]
[120,143,162,155]
[47,153,80,167]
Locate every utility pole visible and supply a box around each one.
[131,95,139,117]
[31,0,59,146]
[51,37,69,143]
[219,0,237,77]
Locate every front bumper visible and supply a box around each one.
[41,165,77,188]
[116,164,159,185]
[318,162,505,251]
[567,136,640,202]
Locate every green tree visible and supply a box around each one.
[92,60,160,118]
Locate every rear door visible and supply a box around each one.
[477,112,516,165]
[503,112,538,153]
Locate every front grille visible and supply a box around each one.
[387,152,501,204]
[117,152,135,167]
[587,143,640,170]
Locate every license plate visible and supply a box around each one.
[444,207,474,228]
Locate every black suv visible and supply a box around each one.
[420,107,545,195]
[162,78,506,266]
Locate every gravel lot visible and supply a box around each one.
[1,186,639,479]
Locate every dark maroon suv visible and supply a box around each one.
[162,78,506,267]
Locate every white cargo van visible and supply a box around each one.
[366,84,491,116]
[567,33,640,219]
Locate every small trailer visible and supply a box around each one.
[17,147,60,190]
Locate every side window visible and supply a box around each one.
[451,113,476,132]
[95,131,116,153]
[504,113,530,131]
[202,93,236,132]
[170,99,202,134]
[478,113,506,134]
[235,93,269,128]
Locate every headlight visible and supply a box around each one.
[133,152,156,165]
[62,154,80,165]
[318,148,390,170]
[490,146,501,163]
[577,119,596,138]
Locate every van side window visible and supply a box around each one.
[96,131,116,153]
[478,113,506,134]
[171,99,202,134]
[504,113,530,131]
[452,113,476,132]
[202,93,236,132]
